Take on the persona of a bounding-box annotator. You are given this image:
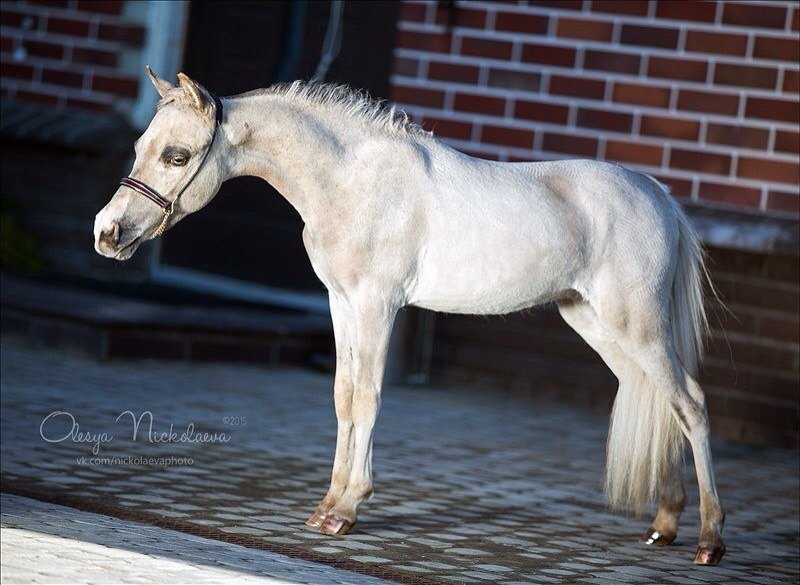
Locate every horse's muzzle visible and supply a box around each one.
[94,220,120,257]
[94,219,141,260]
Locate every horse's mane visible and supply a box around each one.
[239,80,430,138]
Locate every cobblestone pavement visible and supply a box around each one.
[1,342,798,584]
[1,493,391,584]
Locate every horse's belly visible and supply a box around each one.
[409,246,574,315]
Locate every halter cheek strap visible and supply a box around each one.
[120,94,223,237]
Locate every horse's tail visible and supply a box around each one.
[605,178,708,513]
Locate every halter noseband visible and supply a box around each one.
[120,94,223,237]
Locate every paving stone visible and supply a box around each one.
[1,343,797,584]
[1,494,391,584]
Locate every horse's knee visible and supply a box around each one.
[351,386,380,421]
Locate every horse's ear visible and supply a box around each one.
[146,65,173,98]
[177,72,213,115]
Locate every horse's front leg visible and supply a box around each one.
[306,294,356,528]
[318,295,397,536]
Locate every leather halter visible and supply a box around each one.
[120,94,223,237]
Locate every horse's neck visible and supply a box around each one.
[226,95,346,225]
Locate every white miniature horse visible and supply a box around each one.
[94,69,725,564]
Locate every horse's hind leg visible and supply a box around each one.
[558,300,686,546]
[647,461,686,546]
[600,301,725,564]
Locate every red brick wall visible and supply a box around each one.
[0,0,145,112]
[390,0,800,218]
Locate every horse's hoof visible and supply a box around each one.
[693,543,726,565]
[319,514,354,536]
[305,511,327,528]
[643,528,676,546]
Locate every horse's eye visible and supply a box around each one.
[170,154,188,166]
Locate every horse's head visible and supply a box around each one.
[94,67,226,260]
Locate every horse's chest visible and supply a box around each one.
[301,227,390,294]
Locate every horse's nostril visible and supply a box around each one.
[99,222,119,247]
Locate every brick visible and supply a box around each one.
[620,24,679,49]
[494,11,548,34]
[520,42,576,67]
[66,96,112,113]
[670,148,731,175]
[767,190,800,215]
[481,125,534,149]
[640,115,700,141]
[655,174,693,198]
[549,75,605,99]
[399,1,428,23]
[723,2,787,29]
[528,0,583,9]
[612,82,670,107]
[391,85,444,108]
[47,16,91,38]
[677,89,740,116]
[453,92,506,116]
[22,39,64,60]
[423,116,472,141]
[460,37,513,60]
[27,0,68,7]
[698,182,761,209]
[556,17,613,42]
[584,49,640,74]
[0,10,38,30]
[514,99,570,124]
[42,68,83,88]
[794,6,799,31]
[714,63,778,90]
[775,130,800,155]
[605,140,663,166]
[97,23,146,46]
[0,36,13,52]
[576,107,633,133]
[487,68,541,91]
[765,251,800,283]
[738,157,800,184]
[392,56,418,77]
[648,56,707,82]
[753,36,800,61]
[428,61,480,84]
[1,62,34,81]
[91,74,139,98]
[542,132,598,157]
[656,0,717,22]
[75,0,123,14]
[705,123,769,149]
[685,30,748,56]
[745,96,799,124]
[396,30,450,53]
[434,5,487,29]
[783,69,799,93]
[16,89,58,106]
[715,276,799,313]
[759,313,800,344]
[71,46,119,68]
[590,1,649,16]
[724,339,798,371]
